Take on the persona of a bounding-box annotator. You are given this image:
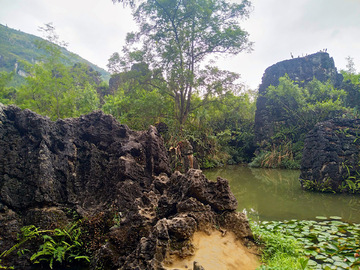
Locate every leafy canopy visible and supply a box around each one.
[109,0,253,124]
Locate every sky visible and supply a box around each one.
[1,0,360,90]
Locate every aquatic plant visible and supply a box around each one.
[254,217,360,269]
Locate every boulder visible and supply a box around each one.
[0,104,253,269]
[299,118,360,193]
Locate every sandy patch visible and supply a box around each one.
[164,230,260,270]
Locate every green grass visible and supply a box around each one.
[251,221,308,270]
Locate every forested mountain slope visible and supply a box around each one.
[0,24,110,85]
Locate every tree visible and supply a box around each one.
[15,23,100,120]
[102,76,173,130]
[187,90,257,165]
[341,56,360,86]
[109,0,253,125]
[345,56,356,75]
[0,71,16,105]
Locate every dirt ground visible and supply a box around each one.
[164,229,260,270]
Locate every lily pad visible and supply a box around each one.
[324,257,334,263]
[253,218,360,269]
[334,261,350,268]
[307,259,318,266]
[315,254,327,260]
[329,216,343,220]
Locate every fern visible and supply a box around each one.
[30,223,89,269]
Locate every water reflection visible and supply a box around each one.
[204,165,360,223]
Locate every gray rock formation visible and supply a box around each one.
[0,104,252,269]
[254,52,343,145]
[300,118,360,193]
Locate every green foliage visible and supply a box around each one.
[202,90,257,163]
[0,262,14,270]
[258,75,349,169]
[30,223,89,269]
[0,225,52,269]
[75,82,100,115]
[342,70,360,85]
[340,69,360,112]
[340,179,360,193]
[301,156,360,194]
[14,24,101,120]
[111,212,123,230]
[102,67,257,168]
[339,161,360,194]
[0,225,49,259]
[0,223,88,270]
[301,178,335,193]
[102,85,173,130]
[170,90,256,168]
[254,219,360,270]
[266,75,347,130]
[110,0,253,124]
[0,71,16,104]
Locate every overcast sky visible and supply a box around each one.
[1,0,360,89]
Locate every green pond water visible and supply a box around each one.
[204,165,360,223]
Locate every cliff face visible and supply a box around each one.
[300,118,360,193]
[0,104,252,269]
[254,52,343,145]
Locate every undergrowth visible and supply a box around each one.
[249,143,301,170]
[0,223,89,269]
[251,221,308,270]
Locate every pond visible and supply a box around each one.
[204,165,360,223]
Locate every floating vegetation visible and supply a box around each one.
[255,217,360,269]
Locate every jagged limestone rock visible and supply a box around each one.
[0,104,253,269]
[300,118,360,193]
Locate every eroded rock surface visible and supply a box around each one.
[0,104,253,269]
[300,118,360,192]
